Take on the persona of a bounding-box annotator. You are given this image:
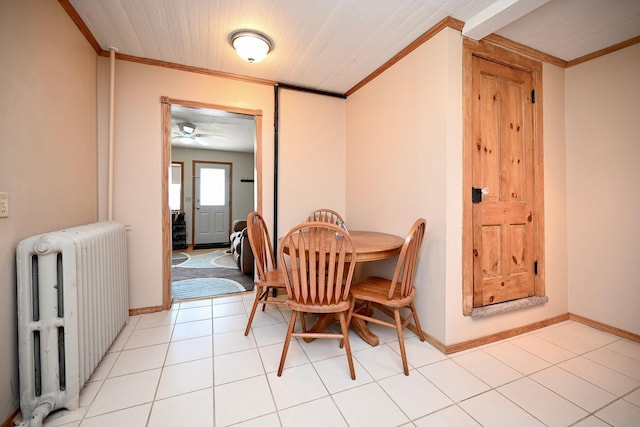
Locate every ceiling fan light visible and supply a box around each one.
[230,30,272,63]
[178,122,196,136]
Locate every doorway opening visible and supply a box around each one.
[161,97,264,308]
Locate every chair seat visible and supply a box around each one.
[257,269,287,288]
[350,276,416,308]
[286,298,351,314]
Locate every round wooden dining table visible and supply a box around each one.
[280,229,405,346]
[280,230,404,261]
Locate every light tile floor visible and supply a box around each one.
[41,292,640,427]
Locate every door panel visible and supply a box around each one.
[194,162,231,246]
[472,56,535,307]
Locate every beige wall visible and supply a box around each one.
[346,29,459,343]
[277,88,346,235]
[170,148,255,243]
[541,62,570,321]
[566,44,640,335]
[0,0,99,420]
[345,28,571,346]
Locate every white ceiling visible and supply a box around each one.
[170,105,256,153]
[67,0,640,152]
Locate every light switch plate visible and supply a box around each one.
[0,192,8,218]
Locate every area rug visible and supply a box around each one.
[172,249,254,300]
[172,278,246,300]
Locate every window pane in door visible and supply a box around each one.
[200,168,225,206]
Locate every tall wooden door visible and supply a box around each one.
[471,56,536,307]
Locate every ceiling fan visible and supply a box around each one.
[171,122,221,146]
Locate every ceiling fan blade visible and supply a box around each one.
[195,137,209,146]
[198,133,227,140]
[172,136,194,144]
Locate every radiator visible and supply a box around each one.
[16,221,129,426]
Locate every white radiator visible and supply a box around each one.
[16,221,129,426]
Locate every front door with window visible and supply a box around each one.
[193,162,231,247]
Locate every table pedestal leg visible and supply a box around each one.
[350,318,379,346]
[303,313,379,347]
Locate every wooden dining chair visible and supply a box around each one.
[243,211,287,336]
[278,222,357,379]
[305,208,344,224]
[347,218,427,375]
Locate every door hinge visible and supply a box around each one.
[531,89,536,104]
[534,260,538,275]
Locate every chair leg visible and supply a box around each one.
[394,308,409,376]
[338,311,356,380]
[278,310,298,376]
[261,287,270,311]
[244,285,263,336]
[341,298,357,349]
[300,311,307,332]
[346,298,356,325]
[409,302,426,341]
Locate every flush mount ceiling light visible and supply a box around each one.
[229,30,273,63]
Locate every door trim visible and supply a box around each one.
[161,96,263,310]
[462,38,545,316]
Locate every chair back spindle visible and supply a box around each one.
[281,222,354,307]
[305,208,345,225]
